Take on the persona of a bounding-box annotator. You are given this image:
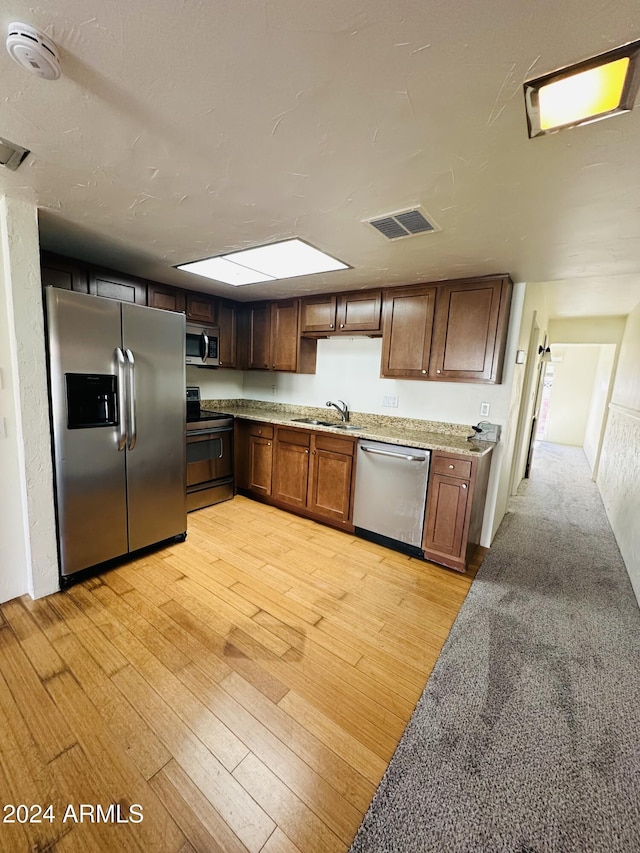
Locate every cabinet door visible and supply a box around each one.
[270,300,299,371]
[308,436,354,524]
[41,256,89,294]
[423,473,470,559]
[218,300,237,368]
[381,285,436,377]
[273,429,310,508]
[301,295,337,333]
[247,303,271,369]
[186,293,216,324]
[429,277,511,383]
[89,270,147,304]
[336,291,382,332]
[147,283,186,313]
[249,435,273,495]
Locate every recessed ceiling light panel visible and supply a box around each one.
[177,238,349,286]
[524,39,640,137]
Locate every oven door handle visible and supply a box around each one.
[187,426,233,436]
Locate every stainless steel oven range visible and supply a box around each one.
[186,387,234,511]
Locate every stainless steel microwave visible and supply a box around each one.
[185,323,220,367]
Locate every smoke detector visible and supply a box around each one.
[6,22,61,80]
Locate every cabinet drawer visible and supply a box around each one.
[277,427,311,447]
[314,434,355,456]
[431,456,472,479]
[250,423,273,439]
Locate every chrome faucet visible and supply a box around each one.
[326,399,349,422]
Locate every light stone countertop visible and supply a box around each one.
[202,399,495,457]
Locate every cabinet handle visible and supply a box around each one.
[462,484,468,490]
[436,369,442,374]
[421,369,427,374]
[448,464,455,469]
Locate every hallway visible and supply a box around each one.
[351,441,640,852]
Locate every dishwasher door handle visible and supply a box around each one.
[361,446,427,462]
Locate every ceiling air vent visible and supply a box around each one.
[366,207,439,240]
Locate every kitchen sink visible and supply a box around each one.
[290,417,367,431]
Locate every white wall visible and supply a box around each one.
[545,345,601,446]
[498,282,549,523]
[187,365,243,400]
[583,344,616,474]
[0,196,58,603]
[597,302,640,603]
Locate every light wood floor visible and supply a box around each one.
[0,496,478,853]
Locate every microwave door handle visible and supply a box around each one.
[115,348,127,451]
[201,331,209,363]
[125,348,137,450]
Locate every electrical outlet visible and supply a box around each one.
[382,395,398,407]
[271,384,277,396]
[480,402,490,417]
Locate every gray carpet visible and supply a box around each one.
[349,442,640,853]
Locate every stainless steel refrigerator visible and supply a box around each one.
[45,287,187,581]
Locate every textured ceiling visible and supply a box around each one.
[1,0,639,315]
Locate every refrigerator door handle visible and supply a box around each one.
[115,348,127,451]
[125,348,137,450]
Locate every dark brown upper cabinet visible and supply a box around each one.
[185,292,216,324]
[381,275,512,384]
[40,254,89,294]
[381,284,437,378]
[147,283,186,313]
[301,290,382,336]
[217,299,237,368]
[238,299,316,374]
[429,276,512,383]
[89,269,147,304]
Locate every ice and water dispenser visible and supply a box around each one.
[65,373,118,429]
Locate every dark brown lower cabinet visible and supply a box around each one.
[273,428,311,509]
[235,422,273,496]
[237,421,355,530]
[308,434,355,524]
[422,450,492,572]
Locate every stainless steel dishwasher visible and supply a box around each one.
[353,439,430,557]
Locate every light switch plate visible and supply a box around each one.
[382,395,399,407]
[480,402,490,417]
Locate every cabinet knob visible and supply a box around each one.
[421,369,427,374]
[330,324,334,329]
[340,323,344,328]
[436,369,442,374]
[258,429,262,434]
[272,364,275,369]
[448,464,455,469]
[305,449,309,454]
[267,442,271,446]
[462,484,467,490]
